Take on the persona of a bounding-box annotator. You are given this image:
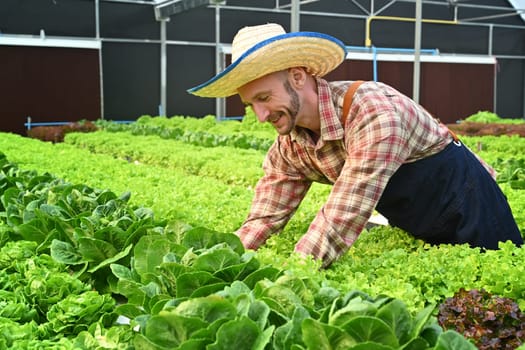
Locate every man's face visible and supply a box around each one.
[238,71,300,135]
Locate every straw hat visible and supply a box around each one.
[187,23,347,98]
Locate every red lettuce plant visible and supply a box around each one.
[27,120,97,143]
[438,288,525,349]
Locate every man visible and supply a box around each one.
[188,23,522,267]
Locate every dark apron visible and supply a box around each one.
[376,140,523,249]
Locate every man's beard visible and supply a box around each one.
[271,80,300,135]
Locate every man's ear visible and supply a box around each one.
[288,67,307,89]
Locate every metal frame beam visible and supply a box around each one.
[154,0,214,20]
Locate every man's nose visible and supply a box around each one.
[253,105,270,123]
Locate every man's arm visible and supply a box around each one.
[236,141,312,250]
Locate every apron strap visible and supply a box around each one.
[448,127,460,143]
[342,80,365,126]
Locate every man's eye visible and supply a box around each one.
[258,96,269,102]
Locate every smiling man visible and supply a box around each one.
[239,69,310,135]
[188,23,522,268]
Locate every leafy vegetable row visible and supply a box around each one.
[463,111,525,124]
[65,130,266,188]
[0,151,478,349]
[96,116,525,190]
[2,131,525,316]
[0,133,252,233]
[96,112,275,152]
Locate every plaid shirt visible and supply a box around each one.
[236,78,493,267]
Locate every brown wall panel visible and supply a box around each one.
[0,46,101,135]
[420,63,494,123]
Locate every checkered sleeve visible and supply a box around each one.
[236,140,312,250]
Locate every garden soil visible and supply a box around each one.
[447,122,525,137]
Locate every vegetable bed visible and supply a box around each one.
[1,114,525,349]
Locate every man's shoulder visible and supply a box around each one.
[327,80,384,100]
[327,80,352,96]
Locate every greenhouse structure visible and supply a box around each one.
[1,1,525,349]
[1,0,525,133]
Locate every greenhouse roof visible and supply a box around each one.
[508,0,525,21]
[144,0,525,26]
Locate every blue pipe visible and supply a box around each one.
[346,45,439,55]
[221,116,244,121]
[373,46,378,82]
[24,117,133,130]
[25,122,72,128]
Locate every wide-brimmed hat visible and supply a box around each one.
[187,23,347,98]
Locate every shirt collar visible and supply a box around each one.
[317,77,345,141]
[290,77,344,143]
